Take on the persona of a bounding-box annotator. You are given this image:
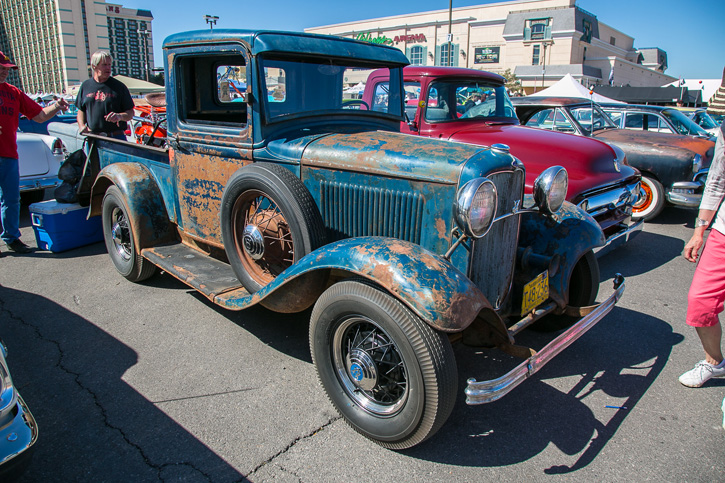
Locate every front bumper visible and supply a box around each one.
[0,393,38,479]
[19,175,60,193]
[666,181,703,208]
[465,274,625,404]
[595,218,644,257]
[579,180,642,256]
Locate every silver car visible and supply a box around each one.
[0,339,38,479]
[16,130,65,204]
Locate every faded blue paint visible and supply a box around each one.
[214,237,490,332]
[519,199,605,306]
[91,162,175,249]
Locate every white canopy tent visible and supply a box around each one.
[528,74,625,103]
[344,82,366,95]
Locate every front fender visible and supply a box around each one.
[218,237,492,332]
[89,162,175,249]
[518,201,604,306]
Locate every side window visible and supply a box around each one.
[525,109,555,129]
[178,54,248,126]
[607,111,622,126]
[371,83,390,112]
[404,81,421,120]
[552,109,575,132]
[655,116,674,133]
[624,113,644,130]
[264,67,286,103]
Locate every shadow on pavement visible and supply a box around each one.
[0,284,247,482]
[405,307,683,472]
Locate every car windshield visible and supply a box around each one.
[692,111,719,130]
[258,55,403,122]
[568,105,617,133]
[661,108,710,136]
[407,79,515,123]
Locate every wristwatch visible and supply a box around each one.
[695,218,710,228]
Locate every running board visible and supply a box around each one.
[141,244,248,302]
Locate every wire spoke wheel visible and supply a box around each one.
[310,280,457,449]
[333,316,409,416]
[221,163,327,294]
[231,189,294,286]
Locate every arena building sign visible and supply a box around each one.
[354,33,394,45]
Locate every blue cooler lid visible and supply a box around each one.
[29,200,87,215]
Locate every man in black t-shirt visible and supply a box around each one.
[75,51,134,140]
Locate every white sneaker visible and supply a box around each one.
[678,360,725,388]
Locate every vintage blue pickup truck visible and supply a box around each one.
[71,29,624,449]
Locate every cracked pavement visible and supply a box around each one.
[1,207,724,482]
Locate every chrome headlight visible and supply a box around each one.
[534,166,568,215]
[454,178,497,238]
[693,153,703,174]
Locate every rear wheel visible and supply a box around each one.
[632,176,664,221]
[310,280,458,449]
[101,186,156,282]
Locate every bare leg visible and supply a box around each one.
[695,323,723,365]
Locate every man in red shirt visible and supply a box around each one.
[0,51,69,254]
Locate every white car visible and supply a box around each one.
[16,130,65,204]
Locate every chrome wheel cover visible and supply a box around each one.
[332,316,408,416]
[110,206,132,261]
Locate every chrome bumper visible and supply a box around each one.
[19,176,60,193]
[465,274,625,404]
[595,218,644,257]
[0,393,38,477]
[666,182,702,208]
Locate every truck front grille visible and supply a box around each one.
[469,170,524,310]
[320,181,423,243]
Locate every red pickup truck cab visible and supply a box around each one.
[362,66,642,255]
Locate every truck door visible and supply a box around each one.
[167,45,253,246]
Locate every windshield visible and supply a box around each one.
[568,105,617,133]
[406,79,515,123]
[661,108,710,136]
[692,111,719,130]
[259,55,403,122]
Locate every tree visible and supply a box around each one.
[501,68,522,95]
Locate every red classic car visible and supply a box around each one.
[362,66,642,253]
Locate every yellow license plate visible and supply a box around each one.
[521,271,549,316]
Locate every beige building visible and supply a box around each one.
[306,0,675,94]
[0,0,154,94]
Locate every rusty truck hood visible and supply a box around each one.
[593,129,715,160]
[299,131,494,185]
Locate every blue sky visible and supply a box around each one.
[119,0,724,80]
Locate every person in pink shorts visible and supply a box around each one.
[681,122,725,387]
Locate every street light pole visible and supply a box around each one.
[139,29,150,82]
[447,0,452,66]
[204,15,219,30]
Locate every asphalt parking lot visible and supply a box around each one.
[2,203,724,482]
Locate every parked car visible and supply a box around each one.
[512,97,715,220]
[0,339,38,480]
[362,66,642,255]
[18,108,77,136]
[16,130,65,204]
[599,103,714,140]
[673,107,720,136]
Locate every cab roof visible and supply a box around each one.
[163,29,410,65]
